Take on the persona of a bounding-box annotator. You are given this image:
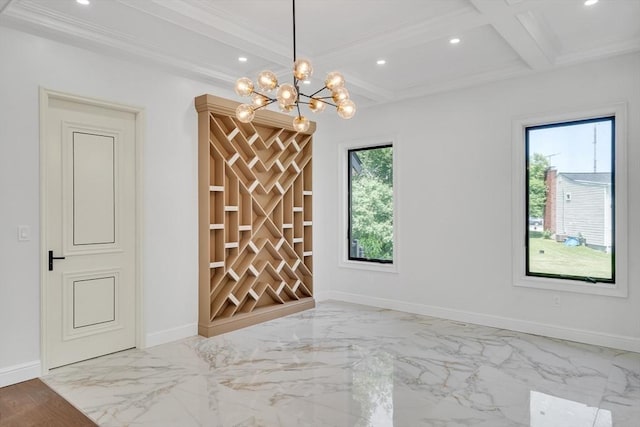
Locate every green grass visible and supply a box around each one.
[528,237,612,279]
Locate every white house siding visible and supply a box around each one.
[555,176,611,250]
[604,186,612,250]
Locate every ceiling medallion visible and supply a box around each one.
[234,0,356,132]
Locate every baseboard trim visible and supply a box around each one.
[326,291,640,353]
[0,360,41,388]
[313,290,332,302]
[145,323,198,348]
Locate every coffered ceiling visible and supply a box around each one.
[1,0,639,107]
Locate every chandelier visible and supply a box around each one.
[233,0,356,132]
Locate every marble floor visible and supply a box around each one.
[43,301,640,427]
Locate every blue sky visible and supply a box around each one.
[528,119,612,173]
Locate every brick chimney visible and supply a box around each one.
[544,167,556,234]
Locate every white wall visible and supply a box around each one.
[0,25,235,384]
[314,53,640,351]
[1,23,638,387]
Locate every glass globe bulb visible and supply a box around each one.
[308,98,326,113]
[234,77,254,97]
[325,71,345,90]
[235,104,255,123]
[279,102,295,113]
[292,116,310,133]
[293,58,313,80]
[337,99,356,119]
[332,87,350,103]
[257,70,278,92]
[251,94,268,108]
[277,83,298,106]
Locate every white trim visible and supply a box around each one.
[145,323,197,348]
[3,1,237,86]
[510,103,628,298]
[313,289,333,302]
[39,88,145,373]
[0,0,17,15]
[337,135,399,273]
[0,361,41,388]
[135,109,146,349]
[326,291,640,353]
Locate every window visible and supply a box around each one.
[526,117,615,283]
[347,145,393,264]
[513,104,628,297]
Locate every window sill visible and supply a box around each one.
[514,275,627,298]
[339,259,398,274]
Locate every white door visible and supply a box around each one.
[43,94,137,369]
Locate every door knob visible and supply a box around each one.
[48,250,66,271]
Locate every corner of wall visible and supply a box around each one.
[144,323,198,348]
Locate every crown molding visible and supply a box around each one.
[0,0,16,15]
[2,0,237,85]
[118,0,291,66]
[555,37,640,66]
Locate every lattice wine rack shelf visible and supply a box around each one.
[195,94,315,337]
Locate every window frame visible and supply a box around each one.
[339,136,398,273]
[525,116,616,284]
[512,104,628,297]
[347,144,394,264]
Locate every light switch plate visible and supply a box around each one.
[18,225,30,241]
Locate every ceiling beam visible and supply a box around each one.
[469,0,555,70]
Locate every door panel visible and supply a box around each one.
[62,269,123,340]
[72,132,116,246]
[45,96,136,369]
[72,275,115,328]
[62,123,122,256]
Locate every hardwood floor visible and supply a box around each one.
[0,379,96,427]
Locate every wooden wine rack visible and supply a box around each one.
[195,94,315,337]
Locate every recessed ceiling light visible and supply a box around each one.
[450,38,461,44]
[76,0,90,5]
[376,59,386,65]
[238,56,248,62]
[584,0,598,5]
[302,80,311,85]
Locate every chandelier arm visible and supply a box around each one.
[307,86,328,98]
[252,99,278,112]
[253,91,275,102]
[298,93,339,108]
[297,100,339,108]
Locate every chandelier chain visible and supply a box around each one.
[292,0,297,62]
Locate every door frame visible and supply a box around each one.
[39,88,145,374]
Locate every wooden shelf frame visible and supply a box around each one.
[196,94,315,337]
